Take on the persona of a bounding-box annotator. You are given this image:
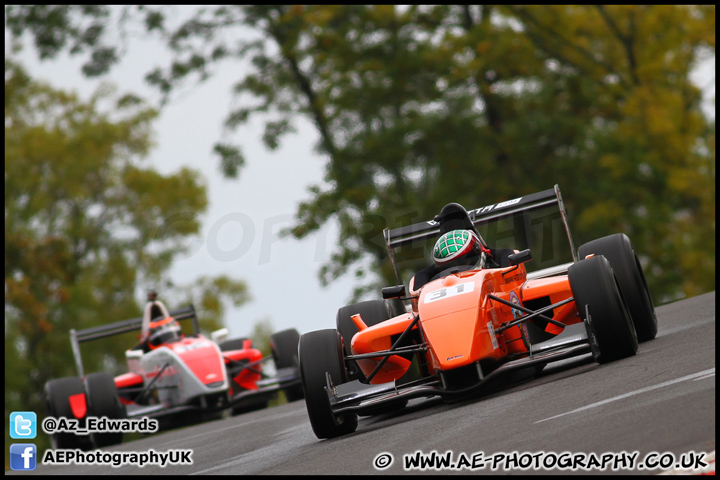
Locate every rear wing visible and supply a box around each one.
[383,185,577,285]
[70,305,199,378]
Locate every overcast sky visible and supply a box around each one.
[7,7,715,341]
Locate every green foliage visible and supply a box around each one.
[213,143,245,179]
[4,59,212,457]
[4,6,714,461]
[5,5,161,76]
[248,317,275,358]
[162,5,712,304]
[5,5,715,305]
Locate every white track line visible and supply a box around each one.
[535,368,715,424]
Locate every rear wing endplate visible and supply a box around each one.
[383,185,577,285]
[70,305,198,378]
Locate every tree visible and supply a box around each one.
[248,317,275,359]
[5,5,715,305]
[150,5,716,302]
[4,58,228,456]
[502,6,715,300]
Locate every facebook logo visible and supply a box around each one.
[10,411,37,439]
[10,444,37,471]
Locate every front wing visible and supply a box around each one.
[328,321,595,416]
[228,365,302,410]
[123,362,301,420]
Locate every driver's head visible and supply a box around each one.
[147,317,181,349]
[432,229,486,270]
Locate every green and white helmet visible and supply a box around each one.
[432,229,486,270]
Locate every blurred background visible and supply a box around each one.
[5,6,715,457]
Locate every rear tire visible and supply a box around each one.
[45,377,92,450]
[271,328,304,401]
[299,329,358,439]
[569,255,638,363]
[578,234,657,342]
[85,372,126,448]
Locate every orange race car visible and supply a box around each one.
[298,185,657,439]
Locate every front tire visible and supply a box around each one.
[569,255,638,363]
[45,376,93,450]
[299,329,358,439]
[85,372,126,448]
[578,234,657,342]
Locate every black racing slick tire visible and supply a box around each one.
[270,328,304,402]
[45,376,92,450]
[569,255,639,364]
[299,329,358,439]
[84,372,126,448]
[271,329,301,369]
[336,300,394,381]
[578,233,657,342]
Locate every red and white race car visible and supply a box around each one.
[44,294,303,450]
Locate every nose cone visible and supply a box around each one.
[422,307,480,369]
[172,340,227,386]
[419,275,480,321]
[419,273,502,370]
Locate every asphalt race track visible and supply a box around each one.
[20,291,715,475]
